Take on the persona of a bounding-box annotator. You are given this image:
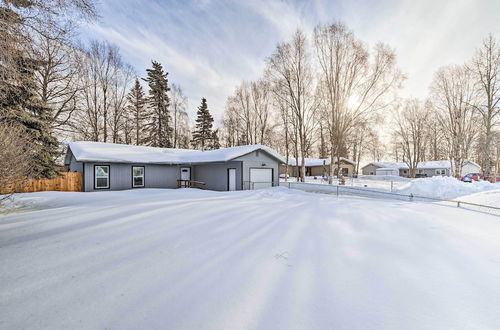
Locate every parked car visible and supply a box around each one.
[461,173,482,182]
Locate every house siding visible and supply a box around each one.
[234,150,280,188]
[284,161,354,177]
[417,168,450,177]
[461,162,480,177]
[362,164,380,175]
[67,147,282,192]
[192,161,242,191]
[83,163,180,192]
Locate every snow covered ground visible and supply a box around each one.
[285,175,500,200]
[1,188,500,329]
[291,175,411,191]
[395,176,500,199]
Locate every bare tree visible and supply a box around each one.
[314,24,403,183]
[223,79,273,146]
[266,29,318,182]
[0,0,97,87]
[430,65,478,177]
[314,23,403,183]
[170,84,189,148]
[467,35,500,180]
[109,63,134,143]
[74,41,128,142]
[392,99,429,178]
[0,122,34,202]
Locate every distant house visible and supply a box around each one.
[65,142,284,192]
[282,157,356,177]
[361,160,481,177]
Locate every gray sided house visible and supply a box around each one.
[65,142,284,192]
[362,160,480,177]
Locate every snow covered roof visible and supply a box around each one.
[67,142,285,164]
[287,157,355,167]
[365,162,409,169]
[364,160,480,170]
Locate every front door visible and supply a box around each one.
[180,167,191,181]
[228,168,236,191]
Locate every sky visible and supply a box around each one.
[81,0,500,121]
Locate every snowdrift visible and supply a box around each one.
[456,189,500,208]
[395,176,498,200]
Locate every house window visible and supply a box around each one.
[436,169,445,175]
[132,166,145,188]
[95,165,109,189]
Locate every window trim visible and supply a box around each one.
[94,165,110,190]
[132,166,145,188]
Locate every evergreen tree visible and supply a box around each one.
[126,78,147,145]
[191,98,214,150]
[0,7,60,179]
[210,129,221,150]
[142,61,172,147]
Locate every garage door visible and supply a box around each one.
[250,168,273,189]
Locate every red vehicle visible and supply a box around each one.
[461,173,482,182]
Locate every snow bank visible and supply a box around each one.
[456,189,500,208]
[395,176,498,200]
[358,174,411,182]
[2,189,500,329]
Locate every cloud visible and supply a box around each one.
[81,0,500,121]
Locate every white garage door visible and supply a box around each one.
[250,168,273,190]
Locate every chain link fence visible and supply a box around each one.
[283,181,500,217]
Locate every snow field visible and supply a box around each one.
[1,188,500,329]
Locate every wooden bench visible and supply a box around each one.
[177,180,206,190]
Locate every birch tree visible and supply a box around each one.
[266,29,318,182]
[170,84,189,148]
[430,65,478,177]
[313,23,403,182]
[468,35,500,180]
[393,99,429,178]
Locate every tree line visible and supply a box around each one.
[1,0,498,189]
[0,0,218,191]
[220,24,500,182]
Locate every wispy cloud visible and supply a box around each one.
[81,0,500,120]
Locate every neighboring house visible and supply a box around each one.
[65,142,284,192]
[362,160,481,177]
[282,157,356,177]
[375,168,399,176]
[362,162,409,176]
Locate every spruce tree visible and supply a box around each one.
[210,129,221,150]
[0,9,60,179]
[191,98,214,150]
[126,78,147,145]
[142,61,172,147]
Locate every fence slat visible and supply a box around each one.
[0,172,82,194]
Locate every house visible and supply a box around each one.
[282,157,356,177]
[65,142,285,192]
[362,162,409,176]
[362,160,481,177]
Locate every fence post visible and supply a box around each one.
[391,181,393,192]
[336,185,339,196]
[288,182,291,189]
[252,182,255,190]
[409,193,413,202]
[457,201,460,208]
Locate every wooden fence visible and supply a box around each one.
[1,172,82,194]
